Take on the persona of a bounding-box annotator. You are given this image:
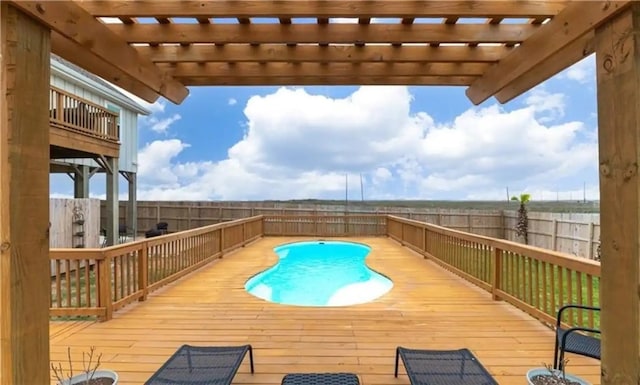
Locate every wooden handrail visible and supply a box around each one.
[49,216,263,321]
[49,86,120,143]
[386,215,601,331]
[49,214,601,333]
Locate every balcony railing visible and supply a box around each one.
[49,86,120,143]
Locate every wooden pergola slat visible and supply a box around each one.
[177,75,477,86]
[78,0,569,18]
[106,23,539,45]
[158,62,489,78]
[135,44,513,64]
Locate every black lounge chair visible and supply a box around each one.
[281,373,360,385]
[394,347,497,385]
[145,344,254,385]
[554,304,601,370]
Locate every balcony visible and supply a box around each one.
[49,215,601,384]
[49,86,120,158]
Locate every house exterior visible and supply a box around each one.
[49,55,151,245]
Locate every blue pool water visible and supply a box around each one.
[244,240,393,306]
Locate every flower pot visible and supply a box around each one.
[58,369,119,385]
[526,368,591,385]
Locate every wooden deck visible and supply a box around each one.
[49,237,601,385]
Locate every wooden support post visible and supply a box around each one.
[0,5,51,384]
[97,255,113,321]
[551,219,558,251]
[595,5,640,383]
[73,165,90,198]
[105,157,119,246]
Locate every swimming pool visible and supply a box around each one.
[244,240,393,306]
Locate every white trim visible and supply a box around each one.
[51,60,151,116]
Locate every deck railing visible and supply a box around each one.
[49,86,120,143]
[49,216,262,320]
[387,215,601,331]
[50,214,601,334]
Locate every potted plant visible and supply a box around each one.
[526,361,590,385]
[51,346,119,385]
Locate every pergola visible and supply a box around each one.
[0,1,636,384]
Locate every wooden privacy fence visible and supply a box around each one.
[49,216,263,321]
[103,201,602,259]
[263,215,387,237]
[387,215,601,331]
[52,214,601,334]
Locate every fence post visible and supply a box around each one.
[423,226,428,259]
[242,222,247,244]
[220,227,225,257]
[587,222,595,259]
[97,253,113,321]
[138,244,148,301]
[492,248,502,301]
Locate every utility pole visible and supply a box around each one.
[345,173,348,210]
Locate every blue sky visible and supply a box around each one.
[51,54,599,201]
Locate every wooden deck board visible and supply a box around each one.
[49,237,600,384]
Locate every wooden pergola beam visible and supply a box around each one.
[8,0,189,104]
[136,44,513,63]
[494,32,594,104]
[159,62,489,78]
[108,23,539,45]
[177,75,477,86]
[78,0,568,18]
[466,0,631,105]
[51,32,160,103]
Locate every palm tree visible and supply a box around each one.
[511,193,531,244]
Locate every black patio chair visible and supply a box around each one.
[156,221,169,234]
[553,304,601,370]
[281,373,360,385]
[145,344,254,385]
[394,347,497,385]
[119,224,129,243]
[145,228,163,238]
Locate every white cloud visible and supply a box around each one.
[147,113,182,134]
[147,101,167,114]
[559,55,595,84]
[138,139,194,188]
[131,86,597,201]
[228,98,238,106]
